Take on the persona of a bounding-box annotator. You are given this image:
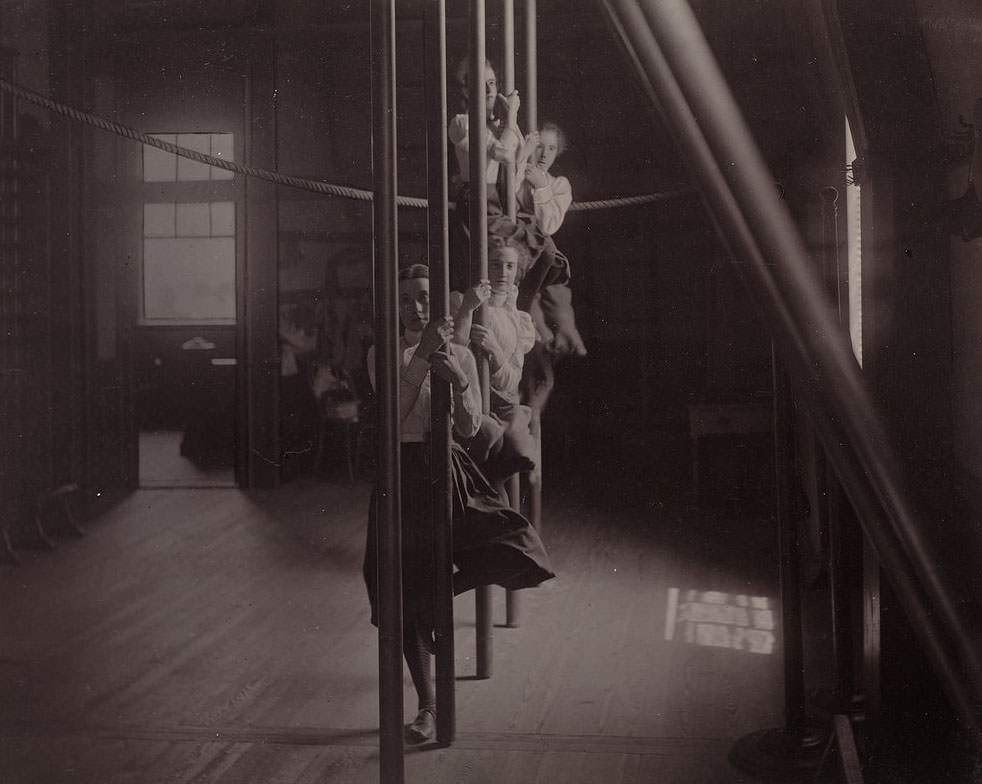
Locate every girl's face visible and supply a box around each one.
[483,66,499,115]
[398,276,430,333]
[488,247,519,294]
[461,65,499,115]
[533,128,561,172]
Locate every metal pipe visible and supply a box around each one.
[468,0,490,368]
[502,0,515,103]
[502,0,517,221]
[370,0,403,778]
[504,472,521,627]
[820,186,859,711]
[522,0,541,575]
[524,0,537,133]
[638,0,982,717]
[469,0,494,681]
[423,0,456,744]
[501,0,520,623]
[773,349,808,736]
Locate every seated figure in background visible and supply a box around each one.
[278,302,320,479]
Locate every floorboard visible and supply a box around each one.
[1,463,796,783]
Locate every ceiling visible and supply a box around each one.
[18,0,978,192]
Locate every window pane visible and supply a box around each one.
[143,237,236,321]
[211,201,235,236]
[143,135,177,182]
[176,202,211,237]
[143,203,175,237]
[176,133,212,181]
[211,133,235,181]
[845,116,862,367]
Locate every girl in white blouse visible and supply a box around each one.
[364,263,554,745]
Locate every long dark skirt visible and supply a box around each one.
[363,441,554,628]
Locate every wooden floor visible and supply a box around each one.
[0,446,824,784]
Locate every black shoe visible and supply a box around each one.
[404,709,436,744]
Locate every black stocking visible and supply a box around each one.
[403,619,435,714]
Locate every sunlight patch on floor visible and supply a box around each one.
[665,587,776,654]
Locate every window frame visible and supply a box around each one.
[138,133,239,327]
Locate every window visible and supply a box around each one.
[144,133,234,182]
[845,116,862,366]
[142,201,236,322]
[141,133,236,324]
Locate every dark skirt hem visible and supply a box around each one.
[363,441,554,628]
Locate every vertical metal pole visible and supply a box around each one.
[370,1,403,779]
[522,0,542,542]
[469,0,493,681]
[524,0,537,133]
[772,349,808,740]
[424,0,456,745]
[501,0,521,628]
[502,0,517,222]
[821,186,851,703]
[729,347,824,778]
[504,472,522,627]
[818,185,861,717]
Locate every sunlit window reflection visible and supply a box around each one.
[144,132,234,182]
[665,587,776,654]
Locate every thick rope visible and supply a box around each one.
[1,77,692,211]
[0,78,424,207]
[568,190,693,210]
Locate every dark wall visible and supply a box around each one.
[266,7,734,469]
[18,0,838,498]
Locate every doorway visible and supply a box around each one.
[135,327,236,489]
[132,133,239,489]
